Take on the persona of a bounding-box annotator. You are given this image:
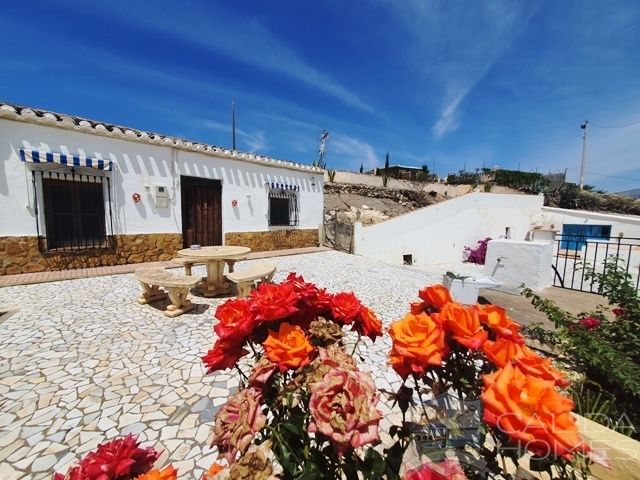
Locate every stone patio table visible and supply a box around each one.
[177,246,251,297]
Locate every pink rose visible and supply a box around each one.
[248,357,278,392]
[579,317,600,331]
[212,388,266,465]
[404,456,468,480]
[308,369,381,456]
[612,308,626,317]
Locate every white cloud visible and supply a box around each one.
[58,0,372,113]
[331,135,379,171]
[432,90,466,138]
[382,1,539,137]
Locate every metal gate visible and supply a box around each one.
[552,234,640,293]
[323,211,353,253]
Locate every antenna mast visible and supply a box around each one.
[318,130,329,169]
[579,121,588,190]
[232,102,236,150]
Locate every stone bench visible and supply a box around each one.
[134,268,203,317]
[168,258,205,276]
[226,261,277,298]
[169,257,244,276]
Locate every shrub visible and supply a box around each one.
[463,237,491,265]
[523,256,640,439]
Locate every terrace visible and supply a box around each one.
[0,249,633,479]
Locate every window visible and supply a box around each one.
[33,169,114,252]
[268,185,299,226]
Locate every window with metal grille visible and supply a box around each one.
[268,189,299,226]
[32,169,115,252]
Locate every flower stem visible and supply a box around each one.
[351,335,361,356]
[235,365,248,381]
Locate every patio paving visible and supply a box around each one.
[0,249,604,479]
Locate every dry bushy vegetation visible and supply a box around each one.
[545,185,640,216]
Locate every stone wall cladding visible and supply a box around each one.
[0,234,183,275]
[225,229,318,252]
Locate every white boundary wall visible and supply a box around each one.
[0,119,324,239]
[541,207,640,238]
[353,192,544,266]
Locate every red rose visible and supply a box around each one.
[214,298,256,341]
[330,292,362,325]
[202,338,249,374]
[250,283,299,322]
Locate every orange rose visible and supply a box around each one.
[388,312,447,380]
[202,463,226,480]
[482,337,528,367]
[477,304,524,343]
[263,323,316,372]
[482,339,568,387]
[352,306,383,341]
[514,354,569,387]
[437,303,488,350]
[411,284,453,314]
[134,466,178,480]
[482,363,601,463]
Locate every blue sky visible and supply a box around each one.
[1,1,639,192]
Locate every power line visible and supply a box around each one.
[590,119,640,129]
[566,168,640,181]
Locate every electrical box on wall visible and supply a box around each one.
[155,186,169,208]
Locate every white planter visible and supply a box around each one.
[443,275,501,305]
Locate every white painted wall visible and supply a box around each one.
[0,118,324,239]
[352,192,544,265]
[541,207,640,239]
[484,239,554,293]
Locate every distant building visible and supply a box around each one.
[367,165,438,182]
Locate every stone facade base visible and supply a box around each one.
[1,230,319,275]
[0,234,183,276]
[225,229,318,252]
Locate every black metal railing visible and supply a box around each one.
[32,168,115,253]
[552,233,640,293]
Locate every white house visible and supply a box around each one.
[0,103,324,275]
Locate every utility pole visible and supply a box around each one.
[232,102,236,150]
[579,121,588,190]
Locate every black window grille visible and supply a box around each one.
[268,189,299,226]
[32,169,115,252]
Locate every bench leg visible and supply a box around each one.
[185,265,192,276]
[138,282,168,304]
[226,260,237,273]
[164,287,195,317]
[236,281,253,298]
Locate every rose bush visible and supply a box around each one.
[54,276,615,480]
[387,284,609,480]
[201,273,384,480]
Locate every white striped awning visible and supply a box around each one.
[20,149,113,171]
[268,182,299,191]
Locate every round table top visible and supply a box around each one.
[177,245,251,260]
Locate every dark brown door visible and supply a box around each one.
[181,176,222,247]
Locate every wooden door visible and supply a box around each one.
[181,176,222,247]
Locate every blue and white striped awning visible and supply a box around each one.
[268,182,299,191]
[20,149,113,171]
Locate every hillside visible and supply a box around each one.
[324,181,640,226]
[323,183,450,225]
